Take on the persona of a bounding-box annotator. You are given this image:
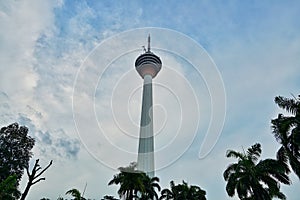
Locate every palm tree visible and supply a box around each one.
[223,143,290,200]
[159,180,206,200]
[140,176,161,200]
[271,95,300,179]
[108,162,146,200]
[65,188,85,200]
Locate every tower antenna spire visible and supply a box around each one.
[147,34,151,52]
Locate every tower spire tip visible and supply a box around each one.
[147,34,151,52]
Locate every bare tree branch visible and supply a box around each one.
[20,159,53,200]
[26,167,30,177]
[32,177,46,185]
[34,160,53,179]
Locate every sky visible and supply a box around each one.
[0,0,299,199]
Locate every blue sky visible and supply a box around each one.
[0,0,299,199]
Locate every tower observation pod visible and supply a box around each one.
[135,35,162,177]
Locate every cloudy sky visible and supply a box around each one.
[1,0,299,199]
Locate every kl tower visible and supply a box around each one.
[135,35,162,177]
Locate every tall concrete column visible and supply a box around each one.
[135,35,162,177]
[137,74,154,177]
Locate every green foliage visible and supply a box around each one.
[109,163,207,200]
[271,95,300,179]
[0,174,20,200]
[108,162,161,200]
[66,188,86,200]
[159,180,206,200]
[224,143,290,200]
[140,176,160,200]
[108,163,146,200]
[0,122,35,198]
[101,195,119,200]
[0,123,35,199]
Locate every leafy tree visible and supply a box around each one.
[159,180,206,200]
[223,143,290,200]
[108,162,146,200]
[0,123,35,180]
[0,123,35,198]
[271,95,300,179]
[0,174,20,200]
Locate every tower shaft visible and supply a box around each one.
[137,74,154,177]
[135,35,161,177]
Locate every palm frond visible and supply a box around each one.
[108,175,121,185]
[276,147,290,173]
[271,191,286,200]
[223,163,238,180]
[257,159,291,185]
[247,143,261,162]
[225,175,237,197]
[289,154,300,179]
[236,180,248,199]
[275,96,299,115]
[271,114,295,144]
[65,188,81,200]
[226,150,245,159]
[291,127,300,146]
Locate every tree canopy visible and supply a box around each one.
[108,162,148,200]
[0,122,35,198]
[271,95,300,179]
[0,123,35,180]
[224,143,290,200]
[159,180,206,200]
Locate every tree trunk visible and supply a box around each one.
[20,180,32,200]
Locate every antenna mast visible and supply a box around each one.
[147,34,151,52]
[82,182,87,198]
